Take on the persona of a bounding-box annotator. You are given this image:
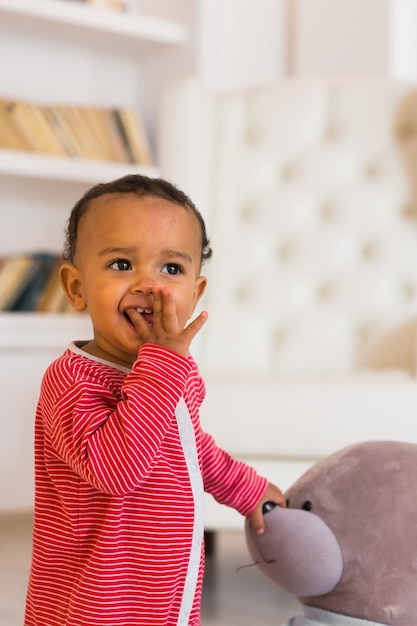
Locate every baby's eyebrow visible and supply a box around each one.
[98,246,137,257]
[98,246,193,265]
[164,249,193,264]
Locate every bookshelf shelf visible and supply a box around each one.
[0,0,188,52]
[0,150,160,184]
[0,312,92,350]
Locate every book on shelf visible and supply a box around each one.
[0,100,31,151]
[5,101,47,153]
[11,252,57,312]
[94,108,133,163]
[86,0,126,10]
[0,98,153,165]
[62,0,125,9]
[71,107,116,161]
[67,106,131,162]
[35,257,72,313]
[114,108,152,166]
[0,255,40,311]
[0,252,80,314]
[58,106,106,161]
[41,107,80,158]
[8,101,69,157]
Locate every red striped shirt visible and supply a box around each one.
[24,343,267,626]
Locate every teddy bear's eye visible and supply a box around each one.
[301,500,313,511]
[262,501,277,514]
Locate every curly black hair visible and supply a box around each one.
[63,174,213,268]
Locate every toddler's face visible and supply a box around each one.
[63,193,206,367]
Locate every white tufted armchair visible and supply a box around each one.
[159,78,417,530]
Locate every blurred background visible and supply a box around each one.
[2,2,417,624]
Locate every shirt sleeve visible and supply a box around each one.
[43,344,191,495]
[200,430,268,517]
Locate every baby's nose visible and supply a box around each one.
[130,268,154,295]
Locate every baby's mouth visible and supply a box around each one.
[124,308,154,328]
[140,308,154,327]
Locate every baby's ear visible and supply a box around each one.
[193,275,207,307]
[59,262,87,312]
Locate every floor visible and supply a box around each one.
[0,512,301,625]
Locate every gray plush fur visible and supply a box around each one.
[246,441,417,626]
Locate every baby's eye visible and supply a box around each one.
[162,263,182,275]
[109,259,131,271]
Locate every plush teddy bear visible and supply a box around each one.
[245,440,417,626]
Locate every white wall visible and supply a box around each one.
[390,0,417,80]
[294,0,417,80]
[192,0,417,90]
[196,0,288,91]
[294,0,390,76]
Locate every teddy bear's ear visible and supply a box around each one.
[245,505,343,597]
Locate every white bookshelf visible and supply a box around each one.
[0,0,188,51]
[0,312,93,350]
[0,149,159,184]
[0,0,190,316]
[0,0,189,296]
[0,0,189,264]
[0,0,191,512]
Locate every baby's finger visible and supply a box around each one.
[249,509,265,535]
[151,285,164,326]
[125,307,152,338]
[157,287,180,332]
[182,311,208,342]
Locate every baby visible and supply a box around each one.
[24,174,285,626]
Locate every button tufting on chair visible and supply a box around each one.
[401,283,417,300]
[276,244,291,261]
[320,204,334,221]
[361,243,375,260]
[316,285,332,301]
[397,123,416,141]
[160,77,417,376]
[281,165,294,181]
[365,163,378,178]
[402,204,417,218]
[326,126,339,141]
[160,77,417,532]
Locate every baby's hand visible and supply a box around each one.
[127,285,208,357]
[248,482,286,534]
